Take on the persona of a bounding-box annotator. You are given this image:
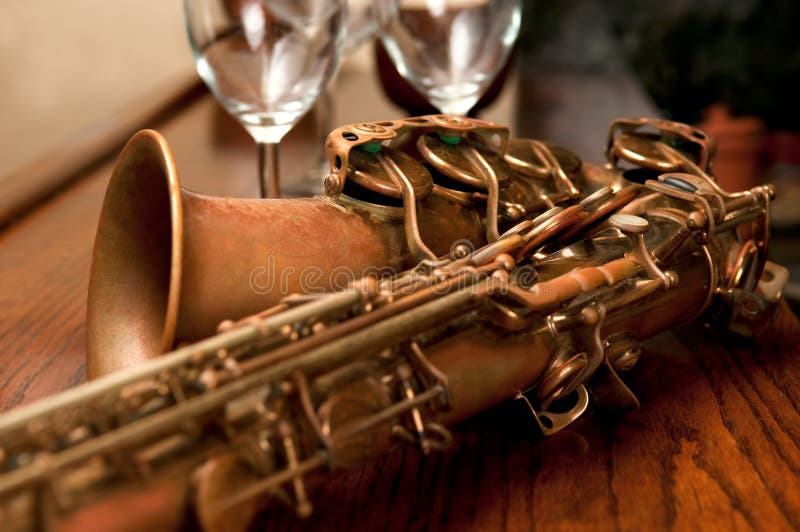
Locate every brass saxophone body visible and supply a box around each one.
[0,117,786,531]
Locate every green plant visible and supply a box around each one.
[613,0,800,129]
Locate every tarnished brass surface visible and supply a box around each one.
[87,129,487,378]
[87,116,599,377]
[0,116,785,531]
[346,146,433,199]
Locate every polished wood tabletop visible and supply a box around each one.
[1,55,799,531]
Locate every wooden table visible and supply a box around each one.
[1,56,799,531]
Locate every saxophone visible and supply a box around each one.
[0,117,787,531]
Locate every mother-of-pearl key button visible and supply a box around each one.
[609,213,649,234]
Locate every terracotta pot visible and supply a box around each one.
[766,129,800,166]
[699,103,766,192]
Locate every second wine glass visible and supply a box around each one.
[375,0,521,117]
[185,0,347,197]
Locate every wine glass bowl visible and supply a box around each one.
[376,0,521,117]
[185,0,346,197]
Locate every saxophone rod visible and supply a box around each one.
[0,288,368,436]
[0,276,496,497]
[0,196,749,499]
[0,203,716,496]
[0,250,686,499]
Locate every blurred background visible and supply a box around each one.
[0,0,797,305]
[0,2,187,178]
[515,0,800,305]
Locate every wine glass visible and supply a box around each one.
[343,0,382,53]
[291,0,387,196]
[375,0,521,117]
[185,0,347,198]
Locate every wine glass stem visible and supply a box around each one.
[258,142,281,198]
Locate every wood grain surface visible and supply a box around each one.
[0,73,205,227]
[1,62,799,531]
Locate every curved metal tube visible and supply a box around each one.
[86,130,486,378]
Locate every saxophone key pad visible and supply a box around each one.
[346,146,433,201]
[609,134,682,171]
[417,132,511,190]
[503,138,583,179]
